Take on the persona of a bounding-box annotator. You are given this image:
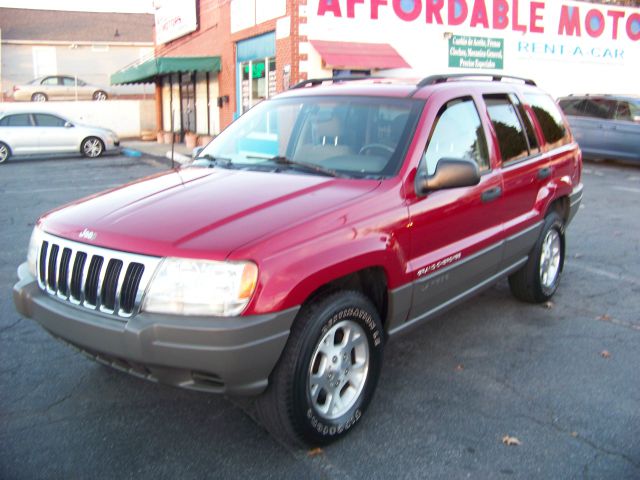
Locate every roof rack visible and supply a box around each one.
[289,75,383,90]
[417,74,536,88]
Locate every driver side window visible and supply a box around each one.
[423,97,489,175]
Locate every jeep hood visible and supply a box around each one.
[40,167,380,259]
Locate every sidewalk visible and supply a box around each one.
[120,139,194,165]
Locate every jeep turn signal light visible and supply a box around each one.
[239,262,259,300]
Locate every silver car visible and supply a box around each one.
[0,112,120,164]
[12,76,110,102]
[558,94,640,164]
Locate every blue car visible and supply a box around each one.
[558,95,640,164]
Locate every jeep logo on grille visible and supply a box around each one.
[79,228,97,241]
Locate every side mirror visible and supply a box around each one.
[633,115,640,123]
[192,146,204,159]
[64,121,73,128]
[416,158,480,196]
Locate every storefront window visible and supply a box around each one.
[240,57,276,114]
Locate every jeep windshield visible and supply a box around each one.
[195,96,423,179]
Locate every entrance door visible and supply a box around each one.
[180,73,196,134]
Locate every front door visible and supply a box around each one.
[33,113,78,152]
[406,93,504,321]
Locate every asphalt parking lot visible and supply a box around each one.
[1,154,639,479]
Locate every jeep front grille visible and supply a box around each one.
[36,232,161,318]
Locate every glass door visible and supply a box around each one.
[180,73,196,134]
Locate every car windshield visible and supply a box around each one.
[196,95,422,179]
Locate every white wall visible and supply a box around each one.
[0,100,155,138]
[305,0,640,98]
[231,0,286,33]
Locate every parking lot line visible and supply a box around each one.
[566,261,640,287]
[612,186,640,194]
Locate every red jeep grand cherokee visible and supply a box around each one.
[14,75,583,446]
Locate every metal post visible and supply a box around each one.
[170,75,174,169]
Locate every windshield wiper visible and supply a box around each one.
[264,156,341,178]
[194,154,233,168]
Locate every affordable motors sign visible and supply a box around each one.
[315,0,640,42]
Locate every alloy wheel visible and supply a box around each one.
[308,320,370,420]
[539,228,561,289]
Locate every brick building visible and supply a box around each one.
[111,0,640,145]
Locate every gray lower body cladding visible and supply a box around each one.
[13,263,299,395]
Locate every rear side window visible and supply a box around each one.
[41,77,59,86]
[524,93,570,147]
[558,97,616,120]
[0,114,32,127]
[423,97,489,175]
[484,94,538,164]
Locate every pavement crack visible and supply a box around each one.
[0,318,22,334]
[517,413,640,471]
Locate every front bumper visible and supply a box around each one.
[13,263,298,395]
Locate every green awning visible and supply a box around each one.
[111,56,221,85]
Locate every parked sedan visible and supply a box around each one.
[12,76,110,102]
[558,94,640,164]
[0,112,119,163]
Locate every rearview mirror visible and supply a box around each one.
[416,158,480,196]
[64,121,73,128]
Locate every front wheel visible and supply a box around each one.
[509,212,565,303]
[256,291,384,446]
[31,92,48,102]
[81,137,104,158]
[0,142,10,164]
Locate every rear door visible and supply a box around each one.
[483,92,548,268]
[406,92,505,320]
[0,113,37,154]
[561,97,617,159]
[40,76,63,100]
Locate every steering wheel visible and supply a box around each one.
[358,143,395,155]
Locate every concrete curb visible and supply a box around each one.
[165,151,192,165]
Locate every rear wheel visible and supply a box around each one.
[509,212,565,303]
[81,137,104,158]
[0,142,10,164]
[31,92,47,102]
[256,290,384,446]
[93,90,108,101]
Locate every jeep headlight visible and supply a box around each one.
[142,258,258,316]
[27,225,44,278]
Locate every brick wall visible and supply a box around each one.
[153,0,303,131]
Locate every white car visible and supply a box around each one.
[0,112,120,164]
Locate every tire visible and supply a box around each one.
[0,142,10,164]
[81,137,104,158]
[31,92,48,102]
[509,212,565,303]
[93,90,108,101]
[256,290,384,446]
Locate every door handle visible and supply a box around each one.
[537,167,552,180]
[481,186,502,203]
